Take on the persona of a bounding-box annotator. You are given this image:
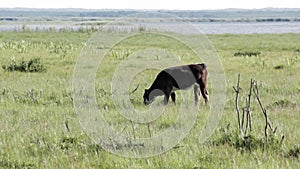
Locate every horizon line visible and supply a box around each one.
[1,7,300,11]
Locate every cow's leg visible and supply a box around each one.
[194,84,201,104]
[163,87,172,105]
[171,92,176,104]
[163,93,170,105]
[199,82,209,105]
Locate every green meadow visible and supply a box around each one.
[0,30,299,168]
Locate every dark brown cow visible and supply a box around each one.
[143,63,209,105]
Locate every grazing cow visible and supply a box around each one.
[143,63,209,105]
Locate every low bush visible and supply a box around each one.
[286,145,300,158]
[233,51,261,57]
[2,58,46,72]
[211,124,283,152]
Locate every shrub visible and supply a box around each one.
[233,51,261,57]
[2,58,46,72]
[274,65,284,70]
[211,124,283,152]
[267,99,296,109]
[285,145,300,158]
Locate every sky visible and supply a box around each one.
[0,0,299,10]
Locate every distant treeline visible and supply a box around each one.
[0,17,300,25]
[0,8,300,22]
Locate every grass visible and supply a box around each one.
[0,31,299,168]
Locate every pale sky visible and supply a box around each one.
[0,0,299,10]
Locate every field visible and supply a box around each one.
[0,29,299,168]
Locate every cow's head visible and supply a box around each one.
[143,89,153,105]
[143,89,164,105]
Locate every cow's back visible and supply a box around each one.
[163,65,198,89]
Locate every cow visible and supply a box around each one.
[143,63,209,105]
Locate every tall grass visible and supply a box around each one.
[0,32,299,168]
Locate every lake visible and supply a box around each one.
[0,22,299,34]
